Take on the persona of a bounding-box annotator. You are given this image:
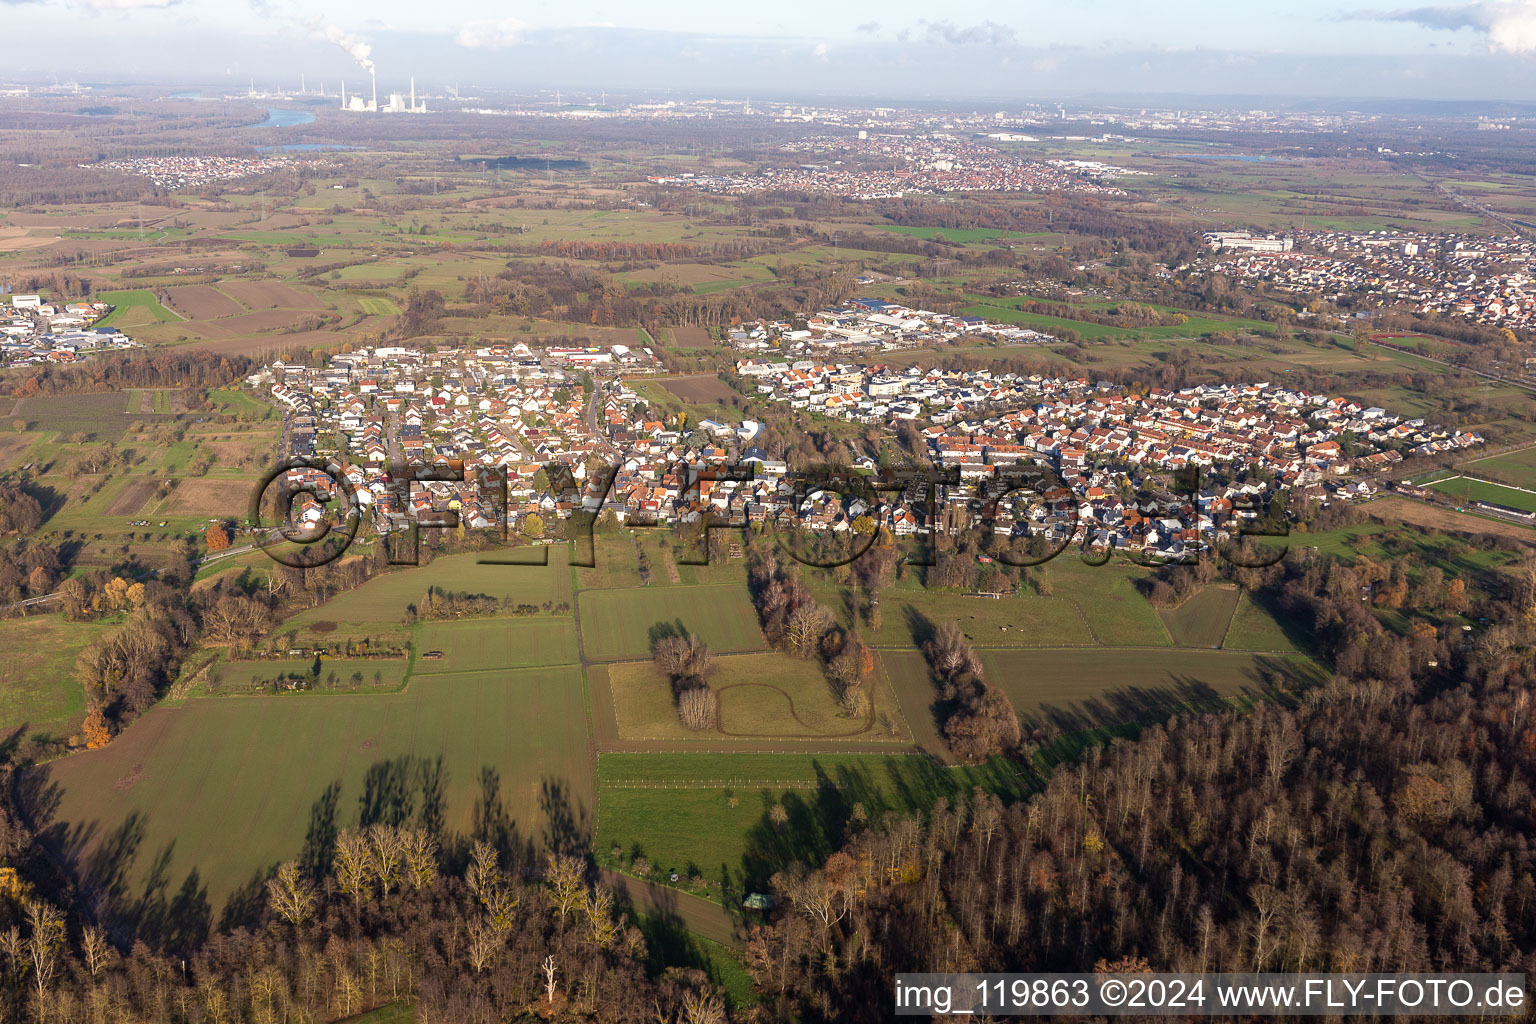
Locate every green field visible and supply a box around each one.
[39,664,591,914]
[814,583,1094,648]
[357,296,402,315]
[595,752,1025,902]
[93,289,181,327]
[576,583,764,661]
[415,618,580,672]
[597,651,909,743]
[1461,447,1536,490]
[977,648,1326,732]
[1427,476,1536,514]
[1047,562,1173,646]
[1158,586,1242,648]
[1223,592,1309,653]
[286,550,573,626]
[210,658,409,693]
[0,615,116,738]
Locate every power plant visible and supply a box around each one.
[340,73,427,113]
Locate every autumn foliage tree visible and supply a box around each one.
[205,523,230,551]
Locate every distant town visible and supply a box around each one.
[0,295,139,367]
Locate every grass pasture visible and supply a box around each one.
[598,651,909,743]
[815,584,1094,648]
[978,648,1326,736]
[211,658,410,694]
[287,549,573,626]
[577,583,764,662]
[0,615,115,738]
[1158,586,1241,648]
[1224,592,1310,653]
[357,296,402,316]
[37,664,591,915]
[595,752,1025,902]
[415,618,580,673]
[93,290,181,328]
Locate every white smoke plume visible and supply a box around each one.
[315,21,375,73]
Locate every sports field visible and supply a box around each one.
[1158,586,1241,648]
[1462,447,1536,490]
[576,583,764,661]
[415,618,580,672]
[1428,476,1536,514]
[38,664,591,913]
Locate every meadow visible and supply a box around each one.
[210,657,410,694]
[286,549,573,626]
[0,615,116,739]
[596,651,910,744]
[415,618,580,672]
[38,664,591,913]
[1158,586,1242,648]
[594,752,1027,902]
[576,583,764,662]
[812,582,1095,648]
[977,648,1326,733]
[93,290,182,328]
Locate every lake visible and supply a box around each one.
[255,108,316,128]
[256,143,362,152]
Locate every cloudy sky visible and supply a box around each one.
[3,0,1535,102]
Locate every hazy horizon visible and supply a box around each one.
[0,1,1534,104]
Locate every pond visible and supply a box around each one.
[254,108,316,128]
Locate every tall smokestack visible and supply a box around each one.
[371,71,376,112]
[410,76,415,113]
[341,79,346,109]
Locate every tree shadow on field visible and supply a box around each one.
[462,765,535,877]
[903,606,937,648]
[357,753,446,830]
[540,776,590,859]
[647,618,690,648]
[299,780,341,878]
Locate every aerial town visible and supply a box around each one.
[0,295,139,367]
[1199,229,1536,332]
[654,138,1131,199]
[255,297,1485,561]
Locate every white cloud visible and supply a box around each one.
[458,17,530,49]
[914,19,1017,47]
[72,0,178,8]
[812,41,828,60]
[1354,1,1536,53]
